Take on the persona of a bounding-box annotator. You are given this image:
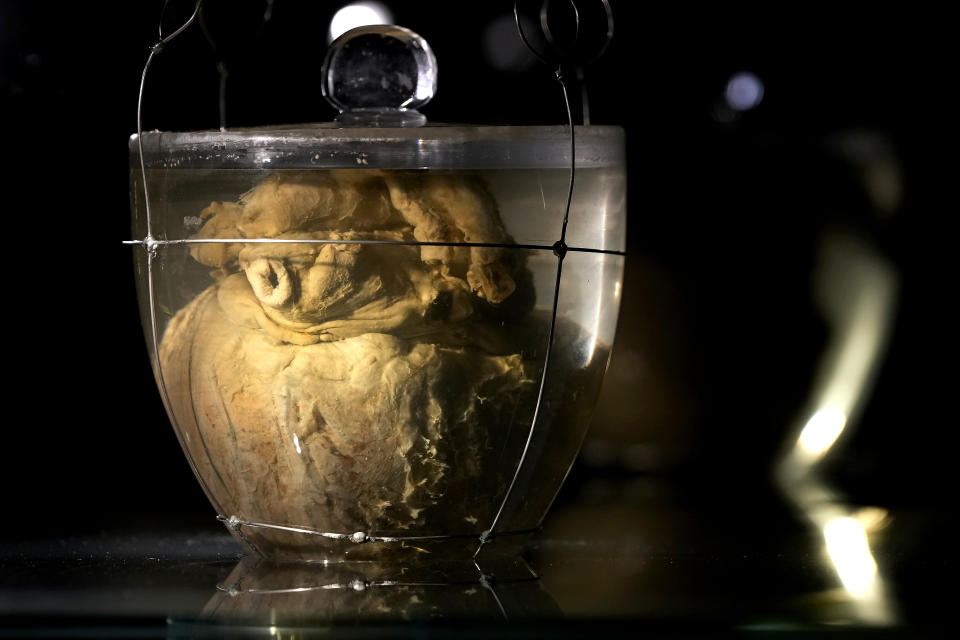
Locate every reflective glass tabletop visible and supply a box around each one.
[0,480,948,638]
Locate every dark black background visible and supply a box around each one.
[0,1,951,545]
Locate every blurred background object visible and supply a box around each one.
[0,0,952,626]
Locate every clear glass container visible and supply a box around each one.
[129,25,625,563]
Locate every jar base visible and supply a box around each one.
[222,518,538,568]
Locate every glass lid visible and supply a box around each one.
[131,125,625,170]
[130,24,624,171]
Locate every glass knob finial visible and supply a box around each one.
[322,25,437,127]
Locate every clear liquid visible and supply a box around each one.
[134,168,624,560]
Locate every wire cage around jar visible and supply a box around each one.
[127,2,624,564]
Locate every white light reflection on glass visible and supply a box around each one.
[583,189,613,367]
[724,71,764,111]
[328,2,393,43]
[824,517,879,598]
[580,276,603,367]
[293,434,302,455]
[798,407,847,457]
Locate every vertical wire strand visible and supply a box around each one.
[136,50,158,244]
[138,0,204,242]
[135,0,232,523]
[478,0,615,560]
[475,67,577,559]
[557,74,576,242]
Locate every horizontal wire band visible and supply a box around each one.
[218,515,538,544]
[123,237,625,256]
[219,581,454,595]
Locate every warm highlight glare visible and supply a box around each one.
[798,407,847,456]
[824,517,878,597]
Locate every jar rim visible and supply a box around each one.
[129,124,625,171]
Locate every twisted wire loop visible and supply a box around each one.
[129,0,615,573]
[515,0,613,125]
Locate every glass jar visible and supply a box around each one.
[129,25,625,563]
